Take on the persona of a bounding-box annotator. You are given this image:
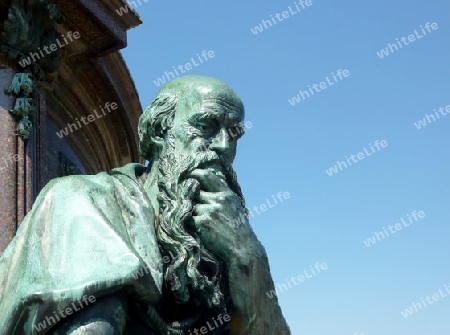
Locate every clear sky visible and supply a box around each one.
[121,1,450,334]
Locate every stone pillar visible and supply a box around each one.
[0,0,64,254]
[0,65,19,253]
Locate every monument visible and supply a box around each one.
[0,75,291,335]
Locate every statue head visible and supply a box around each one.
[138,75,245,165]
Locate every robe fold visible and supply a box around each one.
[0,163,163,334]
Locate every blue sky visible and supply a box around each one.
[121,1,450,334]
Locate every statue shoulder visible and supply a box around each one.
[38,172,116,203]
[40,161,147,200]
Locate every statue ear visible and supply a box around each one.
[151,105,175,149]
[150,133,164,150]
[139,94,177,159]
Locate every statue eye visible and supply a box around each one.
[196,121,217,135]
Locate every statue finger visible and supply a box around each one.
[197,191,229,204]
[193,203,219,216]
[191,214,211,235]
[189,170,228,192]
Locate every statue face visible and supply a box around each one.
[169,91,245,167]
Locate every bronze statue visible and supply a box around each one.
[0,75,291,335]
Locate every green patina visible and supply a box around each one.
[0,75,291,335]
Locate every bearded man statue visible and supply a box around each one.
[0,75,291,335]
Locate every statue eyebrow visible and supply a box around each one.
[188,110,222,123]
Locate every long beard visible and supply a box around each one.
[154,134,246,326]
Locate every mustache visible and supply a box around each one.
[178,151,241,197]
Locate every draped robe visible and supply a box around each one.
[0,163,163,334]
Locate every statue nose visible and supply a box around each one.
[209,128,230,154]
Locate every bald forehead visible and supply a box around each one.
[200,96,243,122]
[193,83,243,108]
[158,76,243,107]
[178,82,244,118]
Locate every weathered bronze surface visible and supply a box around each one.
[0,75,291,335]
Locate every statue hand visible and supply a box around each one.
[189,169,262,264]
[189,169,291,335]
